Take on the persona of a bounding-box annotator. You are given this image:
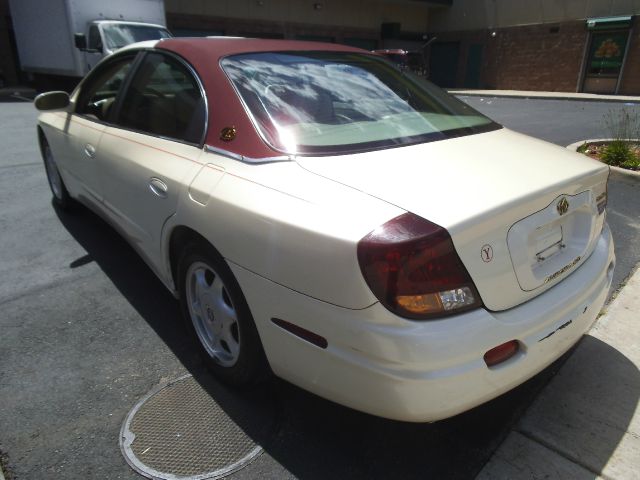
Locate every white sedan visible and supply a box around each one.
[35,37,615,422]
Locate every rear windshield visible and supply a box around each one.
[221,51,499,155]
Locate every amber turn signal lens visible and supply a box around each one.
[396,293,443,315]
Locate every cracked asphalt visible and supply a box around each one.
[0,95,638,479]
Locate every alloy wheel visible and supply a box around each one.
[185,261,241,367]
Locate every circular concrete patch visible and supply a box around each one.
[120,374,276,480]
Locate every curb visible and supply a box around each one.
[566,139,640,178]
[450,90,640,104]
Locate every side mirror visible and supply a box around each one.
[74,33,87,51]
[34,91,70,111]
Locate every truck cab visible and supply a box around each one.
[75,20,172,73]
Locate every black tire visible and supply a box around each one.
[177,241,269,386]
[41,136,74,210]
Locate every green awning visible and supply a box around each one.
[586,16,632,30]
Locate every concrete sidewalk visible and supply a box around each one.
[450,89,640,104]
[477,266,640,479]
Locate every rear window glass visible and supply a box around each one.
[221,51,499,155]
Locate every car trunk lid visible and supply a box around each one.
[295,128,609,311]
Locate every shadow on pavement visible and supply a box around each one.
[53,202,638,480]
[53,200,202,372]
[515,334,640,478]
[0,92,35,103]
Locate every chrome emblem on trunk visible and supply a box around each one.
[557,197,569,216]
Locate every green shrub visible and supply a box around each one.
[621,154,640,170]
[577,142,589,154]
[601,140,636,167]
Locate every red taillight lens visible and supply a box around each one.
[357,212,483,320]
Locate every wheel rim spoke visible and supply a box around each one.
[222,324,240,358]
[193,268,210,299]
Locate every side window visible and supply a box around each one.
[76,56,135,122]
[88,25,102,51]
[117,53,206,145]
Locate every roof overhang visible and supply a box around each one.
[586,16,632,30]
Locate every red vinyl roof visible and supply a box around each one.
[159,37,365,59]
[157,38,367,158]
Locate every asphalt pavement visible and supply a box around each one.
[0,95,638,479]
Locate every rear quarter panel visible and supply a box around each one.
[169,154,405,309]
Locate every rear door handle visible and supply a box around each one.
[149,177,168,198]
[84,143,96,158]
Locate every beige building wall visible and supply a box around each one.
[429,0,640,32]
[165,0,429,33]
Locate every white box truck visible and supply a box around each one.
[9,0,171,86]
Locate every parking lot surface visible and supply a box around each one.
[0,96,638,479]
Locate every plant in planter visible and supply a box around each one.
[602,140,639,169]
[600,108,640,169]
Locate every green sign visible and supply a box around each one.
[589,33,628,70]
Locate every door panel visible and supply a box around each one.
[98,128,202,269]
[68,53,137,202]
[97,51,208,272]
[40,112,106,203]
[62,115,106,202]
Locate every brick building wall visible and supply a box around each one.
[430,18,640,94]
[485,21,588,91]
[430,21,589,91]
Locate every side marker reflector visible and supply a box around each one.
[271,318,328,349]
[484,340,519,367]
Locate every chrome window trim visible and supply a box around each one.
[156,49,209,148]
[204,144,292,164]
[74,50,142,122]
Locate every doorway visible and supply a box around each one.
[464,44,483,88]
[429,42,460,88]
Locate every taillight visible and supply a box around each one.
[357,212,483,320]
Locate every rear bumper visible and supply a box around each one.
[232,223,615,422]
